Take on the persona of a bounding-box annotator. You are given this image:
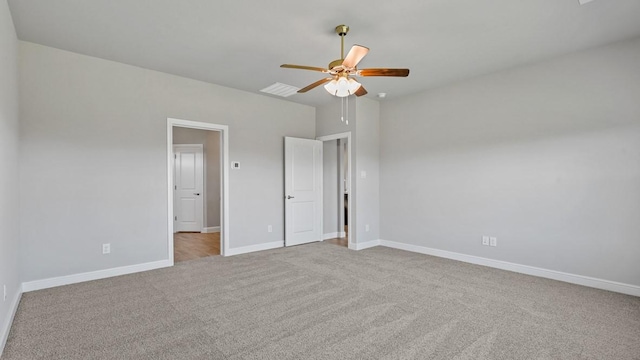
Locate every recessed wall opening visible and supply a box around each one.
[317,132,353,249]
[167,118,230,263]
[172,129,221,261]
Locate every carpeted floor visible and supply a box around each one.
[3,242,640,359]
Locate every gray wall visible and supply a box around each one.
[173,127,221,228]
[19,41,315,282]
[316,97,356,137]
[355,98,380,243]
[0,0,19,351]
[380,38,640,286]
[322,140,339,235]
[339,139,347,232]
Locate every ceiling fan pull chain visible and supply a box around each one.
[345,95,349,125]
[341,97,344,122]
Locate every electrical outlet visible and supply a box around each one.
[102,243,111,254]
[365,224,370,232]
[490,237,497,247]
[267,225,272,233]
[482,236,490,246]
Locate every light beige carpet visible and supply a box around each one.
[3,242,639,359]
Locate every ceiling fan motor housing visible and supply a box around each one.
[328,59,345,70]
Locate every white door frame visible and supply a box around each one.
[316,132,354,250]
[167,118,230,262]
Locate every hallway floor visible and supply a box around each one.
[326,226,348,248]
[174,232,220,262]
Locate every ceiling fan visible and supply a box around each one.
[281,25,410,97]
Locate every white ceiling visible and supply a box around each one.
[8,0,640,107]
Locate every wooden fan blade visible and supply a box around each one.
[281,64,329,73]
[358,68,410,77]
[342,45,369,68]
[298,78,333,93]
[355,85,368,97]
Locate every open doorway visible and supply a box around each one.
[318,132,352,249]
[172,129,221,261]
[167,118,230,263]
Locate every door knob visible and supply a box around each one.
[194,193,200,196]
[286,195,295,199]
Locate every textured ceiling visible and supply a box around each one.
[8,0,640,106]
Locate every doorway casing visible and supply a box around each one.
[167,118,230,262]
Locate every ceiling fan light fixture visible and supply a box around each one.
[347,78,361,92]
[324,77,362,97]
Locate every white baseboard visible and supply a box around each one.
[0,288,22,358]
[202,226,220,233]
[379,240,640,297]
[354,239,381,250]
[225,241,283,256]
[322,232,339,240]
[323,232,347,240]
[21,259,173,293]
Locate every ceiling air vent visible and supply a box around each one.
[260,82,300,97]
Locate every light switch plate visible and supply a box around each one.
[482,236,490,246]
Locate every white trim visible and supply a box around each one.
[0,288,21,358]
[317,132,354,250]
[322,232,346,240]
[316,132,351,142]
[354,239,381,250]
[379,240,640,297]
[168,118,230,258]
[225,241,283,256]
[322,232,341,240]
[203,149,208,231]
[202,226,221,233]
[21,260,172,293]
[319,141,324,246]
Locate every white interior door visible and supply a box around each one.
[285,137,323,246]
[174,144,204,232]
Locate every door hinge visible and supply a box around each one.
[174,154,177,159]
[174,216,177,221]
[174,185,177,190]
